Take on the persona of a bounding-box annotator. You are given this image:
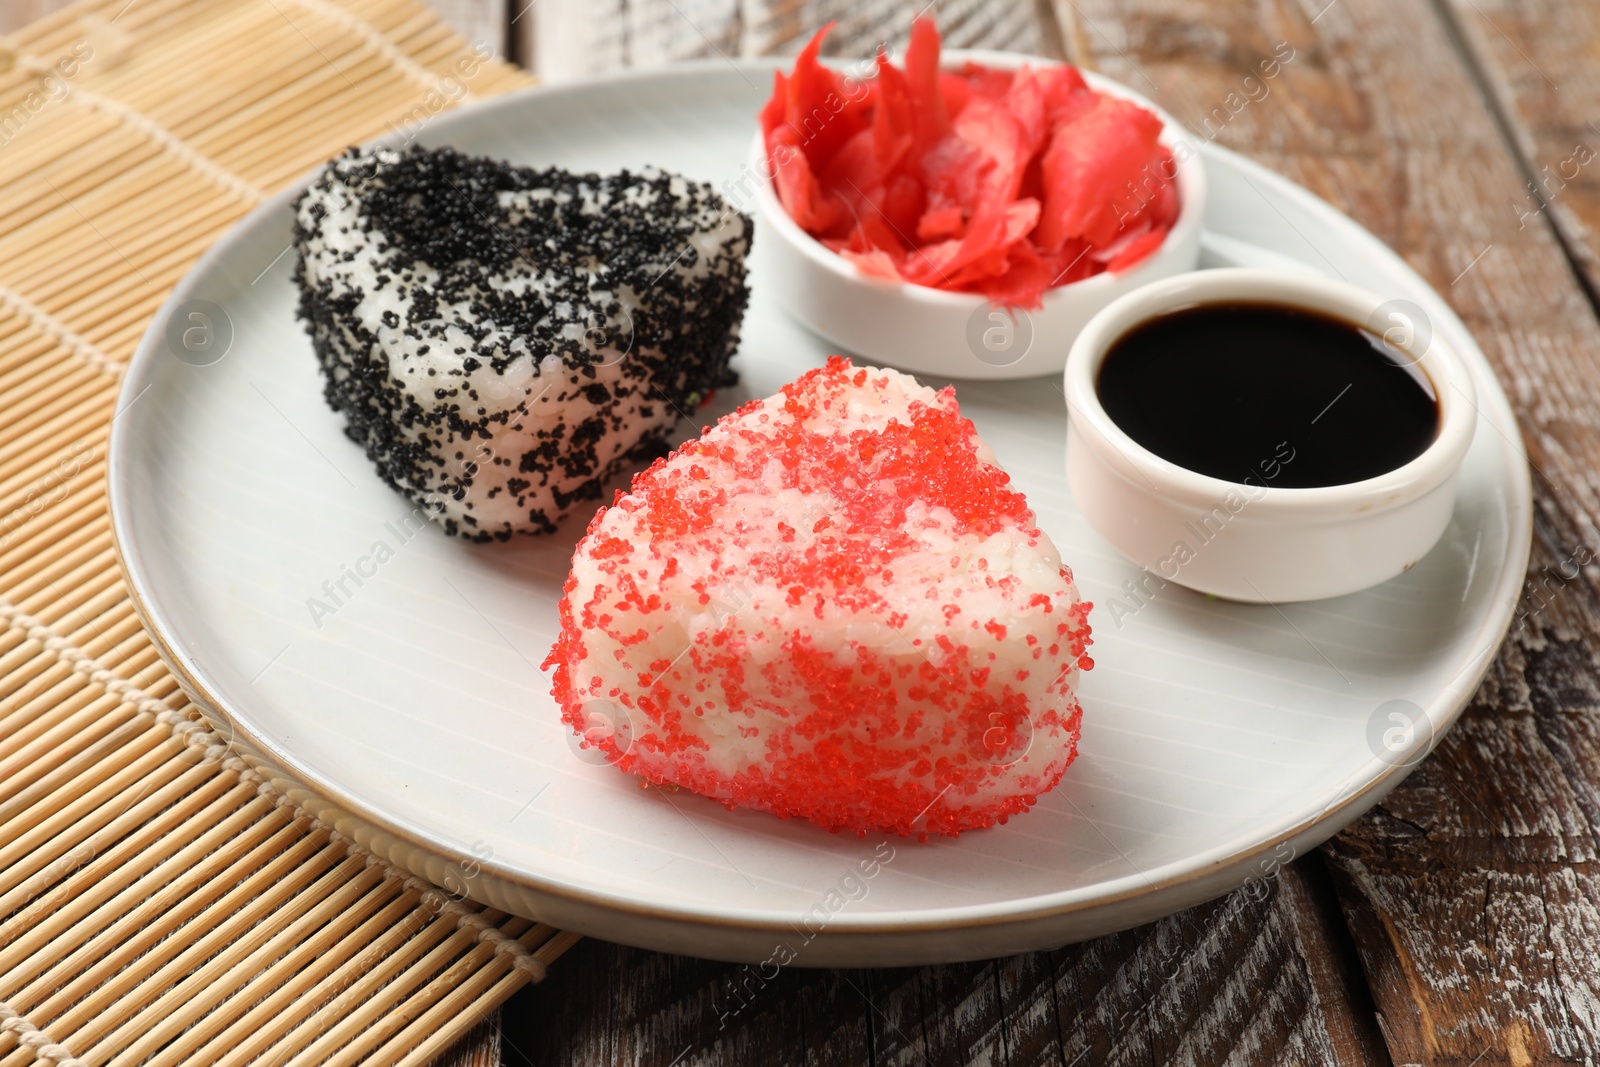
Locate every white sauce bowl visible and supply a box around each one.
[1063,268,1478,603]
[749,52,1208,381]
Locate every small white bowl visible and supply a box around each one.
[749,51,1207,381]
[1063,268,1477,603]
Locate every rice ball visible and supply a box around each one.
[545,357,1093,837]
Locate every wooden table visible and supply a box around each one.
[8,0,1591,1062]
[484,2,1600,1064]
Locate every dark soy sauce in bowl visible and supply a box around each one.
[1095,301,1440,489]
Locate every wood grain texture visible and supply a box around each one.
[738,0,1041,58]
[1436,0,1600,292]
[1040,0,1600,1062]
[504,863,1389,1065]
[516,0,1038,83]
[424,0,508,52]
[434,1013,505,1067]
[517,0,740,83]
[1324,558,1600,1063]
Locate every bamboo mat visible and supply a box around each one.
[0,1,581,1063]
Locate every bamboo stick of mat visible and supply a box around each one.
[0,1,573,1064]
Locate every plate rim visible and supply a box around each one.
[107,57,1534,942]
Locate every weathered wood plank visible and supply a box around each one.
[1324,517,1600,1064]
[1436,0,1600,292]
[426,0,508,53]
[516,0,737,83]
[1040,0,1600,1062]
[739,0,1040,58]
[517,0,1039,83]
[433,1011,505,1067]
[504,864,1388,1065]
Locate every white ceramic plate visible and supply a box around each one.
[110,60,1530,967]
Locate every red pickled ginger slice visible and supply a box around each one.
[759,17,1179,309]
[1035,94,1164,251]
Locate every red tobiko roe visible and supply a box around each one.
[759,18,1180,309]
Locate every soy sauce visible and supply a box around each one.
[1095,302,1439,488]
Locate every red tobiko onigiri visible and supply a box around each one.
[544,357,1093,837]
[759,19,1179,308]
